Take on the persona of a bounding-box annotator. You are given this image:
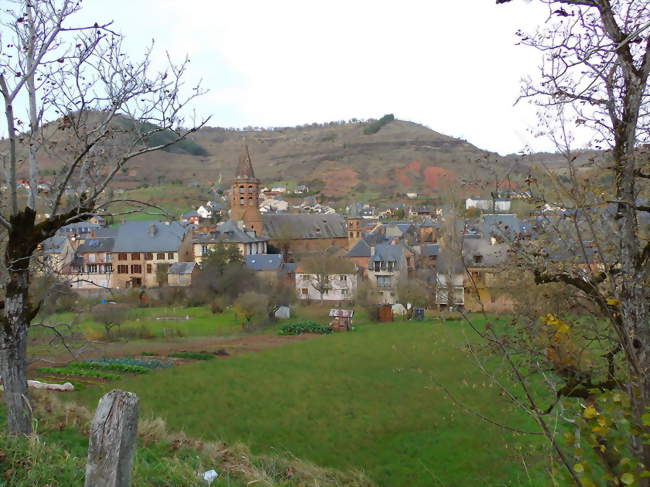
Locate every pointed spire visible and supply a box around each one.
[236,139,257,180]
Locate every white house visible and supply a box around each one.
[465,198,492,211]
[296,272,358,301]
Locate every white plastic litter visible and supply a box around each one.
[202,469,219,485]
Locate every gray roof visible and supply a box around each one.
[112,221,189,253]
[481,214,524,237]
[77,237,115,253]
[346,239,372,258]
[244,254,283,271]
[370,243,406,263]
[263,214,346,240]
[41,236,68,254]
[463,238,509,267]
[419,244,440,257]
[57,222,102,235]
[168,262,197,275]
[193,220,267,245]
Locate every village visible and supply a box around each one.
[35,142,566,319]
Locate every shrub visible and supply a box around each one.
[91,303,129,340]
[158,286,187,307]
[279,322,333,335]
[210,295,230,314]
[113,324,155,340]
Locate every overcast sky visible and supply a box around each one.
[76,0,552,155]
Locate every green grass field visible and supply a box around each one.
[70,316,550,487]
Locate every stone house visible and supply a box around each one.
[192,220,268,264]
[111,221,193,289]
[367,243,412,304]
[68,232,116,289]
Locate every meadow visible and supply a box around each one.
[69,314,552,487]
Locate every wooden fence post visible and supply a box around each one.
[85,389,139,487]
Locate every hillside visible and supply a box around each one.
[8,114,593,201]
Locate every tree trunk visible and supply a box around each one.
[1,269,32,435]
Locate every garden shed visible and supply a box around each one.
[329,309,354,331]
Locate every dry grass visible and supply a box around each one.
[29,391,374,487]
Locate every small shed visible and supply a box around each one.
[329,309,354,331]
[378,304,394,322]
[392,303,407,316]
[167,262,198,287]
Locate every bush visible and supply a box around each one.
[158,286,188,307]
[210,295,230,314]
[279,322,333,335]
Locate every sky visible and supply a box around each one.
[74,0,552,155]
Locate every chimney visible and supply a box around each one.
[148,224,158,237]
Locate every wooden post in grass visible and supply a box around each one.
[85,389,139,487]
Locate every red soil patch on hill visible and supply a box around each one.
[321,167,360,197]
[423,166,457,190]
[394,160,424,187]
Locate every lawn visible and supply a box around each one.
[70,316,550,487]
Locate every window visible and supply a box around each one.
[168,252,174,260]
[239,185,244,194]
[144,252,153,260]
[118,253,127,261]
[146,264,152,274]
[105,264,113,273]
[106,253,112,262]
[87,264,98,274]
[377,275,392,288]
[157,253,165,260]
[117,265,128,274]
[473,255,483,264]
[201,245,209,256]
[387,261,395,272]
[301,288,308,295]
[340,275,347,281]
[373,262,381,272]
[131,253,140,260]
[341,289,348,295]
[131,264,142,274]
[490,295,497,304]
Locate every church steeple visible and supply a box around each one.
[236,141,258,180]
[231,140,263,236]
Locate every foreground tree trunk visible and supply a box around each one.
[1,209,40,435]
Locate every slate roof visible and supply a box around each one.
[346,239,372,258]
[168,262,197,275]
[57,222,102,236]
[193,220,267,244]
[41,236,68,254]
[463,238,509,267]
[370,243,406,263]
[263,214,347,240]
[244,254,283,271]
[112,221,189,253]
[481,214,524,237]
[419,244,440,257]
[76,237,115,253]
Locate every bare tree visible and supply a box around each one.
[487,1,650,484]
[0,1,207,434]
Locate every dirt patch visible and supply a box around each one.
[320,167,359,197]
[29,333,318,369]
[423,166,456,190]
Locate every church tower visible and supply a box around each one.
[230,141,264,236]
[347,203,363,248]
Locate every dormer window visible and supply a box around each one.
[474,255,483,264]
